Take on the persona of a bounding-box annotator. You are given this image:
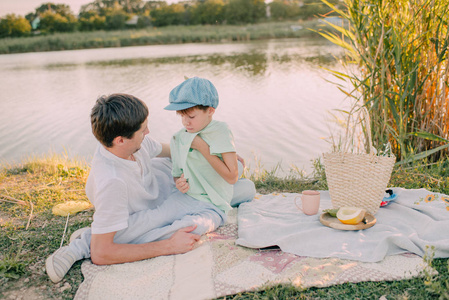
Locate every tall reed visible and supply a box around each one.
[319,0,449,162]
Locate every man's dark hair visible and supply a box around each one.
[91,93,149,147]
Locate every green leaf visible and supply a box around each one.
[396,143,449,165]
[410,132,449,143]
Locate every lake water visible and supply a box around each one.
[0,38,349,176]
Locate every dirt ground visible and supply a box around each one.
[2,279,50,300]
[2,276,76,300]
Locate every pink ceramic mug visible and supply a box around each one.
[295,190,320,215]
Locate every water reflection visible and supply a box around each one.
[87,52,271,76]
[0,38,348,175]
[43,51,338,77]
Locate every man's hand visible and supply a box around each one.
[168,225,200,254]
[175,174,189,193]
[90,225,201,265]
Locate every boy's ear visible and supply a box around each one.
[208,107,216,115]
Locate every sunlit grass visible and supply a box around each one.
[0,154,89,216]
[0,155,93,299]
[1,153,448,298]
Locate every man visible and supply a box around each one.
[45,93,255,283]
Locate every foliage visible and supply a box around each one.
[224,0,266,24]
[34,2,74,17]
[317,0,449,163]
[0,0,340,37]
[268,1,293,21]
[297,0,338,19]
[39,10,77,33]
[78,14,106,31]
[29,3,78,33]
[390,158,449,195]
[0,14,31,38]
[191,0,226,25]
[136,14,152,29]
[80,0,145,15]
[423,246,449,299]
[150,3,186,27]
[268,0,340,22]
[117,0,146,14]
[0,248,26,280]
[0,20,324,54]
[104,8,130,30]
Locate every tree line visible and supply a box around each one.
[0,0,339,38]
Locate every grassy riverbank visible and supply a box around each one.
[1,154,448,299]
[0,20,325,55]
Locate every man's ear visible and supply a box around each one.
[208,107,216,116]
[112,136,125,147]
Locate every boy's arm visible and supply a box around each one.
[191,135,238,184]
[157,143,171,158]
[90,225,200,265]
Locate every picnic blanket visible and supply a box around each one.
[73,191,440,300]
[236,188,449,262]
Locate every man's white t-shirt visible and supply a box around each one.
[85,136,174,234]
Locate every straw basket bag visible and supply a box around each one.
[323,107,396,215]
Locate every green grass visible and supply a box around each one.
[0,20,329,54]
[1,154,448,299]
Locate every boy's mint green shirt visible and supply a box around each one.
[170,120,236,212]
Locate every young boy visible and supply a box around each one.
[165,77,255,214]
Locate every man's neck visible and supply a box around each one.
[105,146,134,161]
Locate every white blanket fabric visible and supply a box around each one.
[236,188,449,262]
[75,207,430,300]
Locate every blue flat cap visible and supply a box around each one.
[164,77,219,111]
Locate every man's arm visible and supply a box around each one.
[157,143,171,158]
[90,225,200,265]
[190,136,238,184]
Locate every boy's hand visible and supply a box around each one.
[237,154,245,168]
[176,174,189,193]
[190,135,208,152]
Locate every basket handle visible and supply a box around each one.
[342,106,375,154]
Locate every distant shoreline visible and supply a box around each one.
[0,20,329,55]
